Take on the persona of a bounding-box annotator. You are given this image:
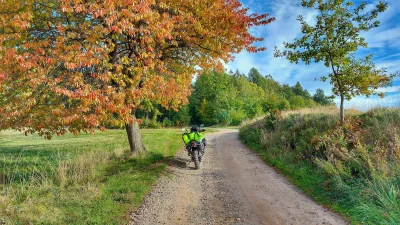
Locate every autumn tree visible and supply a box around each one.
[0,0,274,153]
[274,0,394,124]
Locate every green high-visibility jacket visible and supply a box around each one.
[182,132,204,144]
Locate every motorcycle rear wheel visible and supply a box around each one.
[192,150,200,169]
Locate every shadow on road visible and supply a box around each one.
[168,155,202,171]
[168,156,189,168]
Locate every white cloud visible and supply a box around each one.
[364,27,400,48]
[361,0,400,49]
[377,86,400,93]
[334,93,400,111]
[375,58,400,74]
[225,51,260,75]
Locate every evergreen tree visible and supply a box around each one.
[313,89,334,106]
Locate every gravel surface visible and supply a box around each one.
[130,129,348,225]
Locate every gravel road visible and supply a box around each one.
[130,129,348,225]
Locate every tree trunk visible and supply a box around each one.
[339,94,345,126]
[125,114,146,155]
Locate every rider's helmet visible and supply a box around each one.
[190,125,199,132]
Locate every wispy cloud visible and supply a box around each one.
[365,28,400,48]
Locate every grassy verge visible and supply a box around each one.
[239,107,400,225]
[0,129,183,224]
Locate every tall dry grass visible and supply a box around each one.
[0,148,120,224]
[240,105,362,128]
[282,105,363,117]
[240,106,400,224]
[1,150,114,189]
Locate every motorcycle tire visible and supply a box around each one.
[192,150,200,169]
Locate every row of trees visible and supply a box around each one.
[138,68,333,127]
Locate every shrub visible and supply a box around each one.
[172,106,191,126]
[162,118,173,127]
[230,109,247,126]
[148,119,162,129]
[215,109,232,126]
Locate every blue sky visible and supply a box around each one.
[225,0,400,110]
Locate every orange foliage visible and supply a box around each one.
[0,0,274,137]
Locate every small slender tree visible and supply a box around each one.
[274,0,395,124]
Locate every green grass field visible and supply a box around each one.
[0,129,183,224]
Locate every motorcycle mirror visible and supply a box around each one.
[200,124,204,127]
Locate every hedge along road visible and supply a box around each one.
[130,129,347,225]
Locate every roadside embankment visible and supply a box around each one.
[239,107,400,225]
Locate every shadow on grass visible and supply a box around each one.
[104,151,201,176]
[0,150,62,186]
[0,146,79,173]
[103,152,170,178]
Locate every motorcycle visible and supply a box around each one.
[181,125,206,169]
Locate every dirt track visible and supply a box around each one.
[130,129,347,225]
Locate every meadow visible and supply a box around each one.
[0,129,183,224]
[240,106,400,225]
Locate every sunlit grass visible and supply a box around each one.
[240,105,363,129]
[0,129,183,224]
[282,105,363,117]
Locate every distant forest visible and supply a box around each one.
[136,68,334,127]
